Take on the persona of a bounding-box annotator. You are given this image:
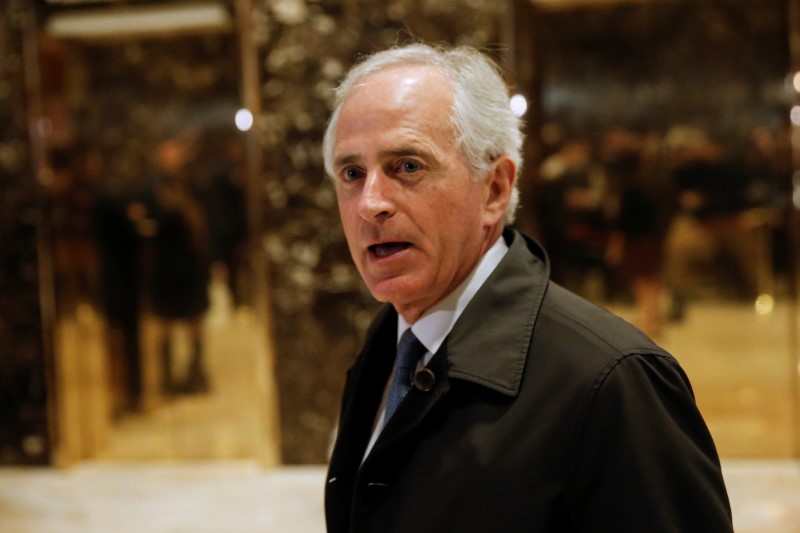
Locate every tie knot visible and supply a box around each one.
[396,329,426,371]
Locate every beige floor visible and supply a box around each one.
[0,460,798,532]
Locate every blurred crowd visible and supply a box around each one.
[535,123,791,337]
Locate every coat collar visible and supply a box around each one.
[443,228,549,397]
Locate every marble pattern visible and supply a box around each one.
[0,0,49,466]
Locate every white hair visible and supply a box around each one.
[322,43,524,224]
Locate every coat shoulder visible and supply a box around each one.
[534,282,673,373]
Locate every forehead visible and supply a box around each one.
[334,64,455,153]
[349,63,450,101]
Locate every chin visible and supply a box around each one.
[366,276,423,308]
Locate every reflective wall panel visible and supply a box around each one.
[516,0,797,457]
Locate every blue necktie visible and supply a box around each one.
[385,329,426,421]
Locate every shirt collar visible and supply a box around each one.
[397,235,509,358]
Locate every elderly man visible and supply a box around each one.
[323,43,732,533]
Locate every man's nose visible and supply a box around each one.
[357,169,395,221]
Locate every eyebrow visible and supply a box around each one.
[388,146,441,171]
[384,147,430,159]
[334,146,439,171]
[333,153,360,170]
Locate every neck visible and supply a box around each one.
[396,224,505,324]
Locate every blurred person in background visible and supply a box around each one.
[536,137,609,298]
[197,128,248,311]
[662,127,766,315]
[602,126,669,338]
[144,134,211,395]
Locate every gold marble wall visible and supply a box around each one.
[0,1,49,465]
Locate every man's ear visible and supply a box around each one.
[483,155,517,224]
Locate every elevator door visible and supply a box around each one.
[35,2,279,465]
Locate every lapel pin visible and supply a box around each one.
[413,368,436,391]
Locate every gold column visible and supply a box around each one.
[236,0,282,467]
[788,0,800,459]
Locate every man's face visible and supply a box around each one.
[332,65,504,323]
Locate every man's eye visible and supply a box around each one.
[341,167,363,181]
[399,160,422,173]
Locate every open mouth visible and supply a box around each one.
[368,242,411,258]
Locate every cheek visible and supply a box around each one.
[426,210,474,260]
[435,190,484,230]
[435,195,486,251]
[337,198,358,231]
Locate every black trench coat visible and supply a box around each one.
[325,229,732,533]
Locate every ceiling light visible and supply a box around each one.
[45,1,231,39]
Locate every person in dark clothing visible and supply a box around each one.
[602,127,668,337]
[536,138,609,295]
[202,137,248,309]
[93,190,143,412]
[146,135,211,394]
[322,43,732,532]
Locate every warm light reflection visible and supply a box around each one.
[235,108,253,131]
[793,71,800,93]
[510,94,528,117]
[794,172,800,208]
[790,106,800,126]
[754,294,774,316]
